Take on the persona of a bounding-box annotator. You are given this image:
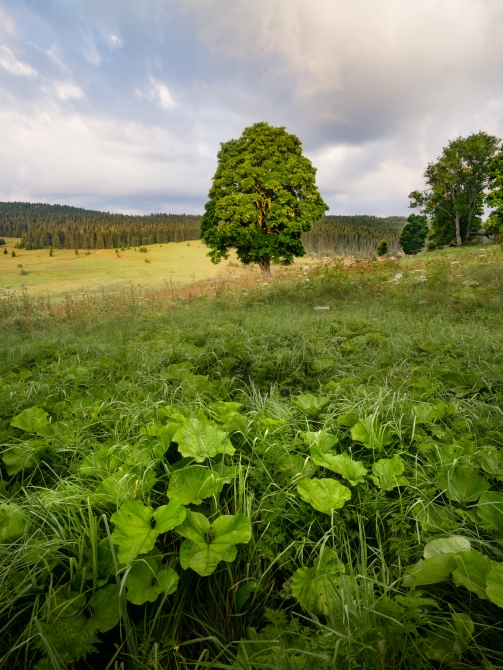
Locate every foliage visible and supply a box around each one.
[0,244,502,668]
[376,239,388,256]
[201,122,328,272]
[409,131,500,246]
[399,213,429,254]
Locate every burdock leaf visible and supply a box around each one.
[0,503,28,542]
[297,478,351,514]
[424,536,471,559]
[351,418,392,451]
[87,585,121,633]
[291,547,346,614]
[167,465,223,505]
[291,394,330,414]
[486,563,503,608]
[125,554,179,605]
[438,466,489,504]
[476,492,503,533]
[403,553,457,586]
[310,449,367,486]
[370,456,407,491]
[452,551,493,600]
[10,407,49,436]
[173,419,234,462]
[175,510,251,577]
[111,499,186,563]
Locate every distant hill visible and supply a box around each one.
[0,202,406,255]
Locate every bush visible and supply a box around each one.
[376,239,388,256]
[400,214,429,254]
[139,247,148,253]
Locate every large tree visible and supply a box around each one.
[201,122,328,274]
[409,132,500,247]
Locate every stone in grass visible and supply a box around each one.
[314,306,330,310]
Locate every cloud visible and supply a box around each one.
[148,77,176,109]
[0,0,502,215]
[0,45,37,76]
[55,83,84,100]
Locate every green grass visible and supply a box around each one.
[0,238,243,301]
[1,244,503,669]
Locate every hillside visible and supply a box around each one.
[0,202,406,256]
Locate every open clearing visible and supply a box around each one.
[0,238,245,300]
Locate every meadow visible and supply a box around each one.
[0,239,241,301]
[1,244,503,669]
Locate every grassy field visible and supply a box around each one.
[1,243,503,669]
[0,238,245,300]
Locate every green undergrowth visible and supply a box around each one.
[1,245,503,669]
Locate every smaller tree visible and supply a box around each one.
[49,246,53,256]
[376,239,388,256]
[486,149,503,238]
[399,214,429,254]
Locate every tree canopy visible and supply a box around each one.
[399,214,429,255]
[409,132,500,247]
[486,150,503,237]
[201,122,328,273]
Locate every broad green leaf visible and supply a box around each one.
[370,456,407,491]
[423,612,473,663]
[438,466,489,504]
[0,503,28,542]
[486,563,503,608]
[403,553,457,586]
[126,554,179,605]
[175,510,251,576]
[413,502,459,533]
[312,358,333,373]
[87,584,121,632]
[291,556,343,615]
[234,580,258,613]
[79,448,122,477]
[111,499,186,563]
[336,412,359,428]
[451,612,474,645]
[211,401,243,417]
[94,466,155,506]
[277,454,316,479]
[297,478,351,514]
[291,394,330,414]
[2,441,49,476]
[160,362,193,380]
[413,402,445,424]
[167,465,223,505]
[173,419,234,462]
[10,407,49,436]
[424,536,471,559]
[351,418,392,451]
[480,447,503,477]
[476,492,503,533]
[452,551,493,599]
[301,430,338,452]
[310,448,367,486]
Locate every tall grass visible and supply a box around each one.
[0,245,502,668]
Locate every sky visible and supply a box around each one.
[1,0,503,216]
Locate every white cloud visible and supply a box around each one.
[149,77,176,109]
[0,45,37,77]
[106,34,123,49]
[55,83,84,100]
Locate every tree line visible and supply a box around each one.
[302,215,406,257]
[0,202,201,249]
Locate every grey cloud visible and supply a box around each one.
[0,0,502,215]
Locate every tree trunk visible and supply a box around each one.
[455,211,462,246]
[258,256,271,274]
